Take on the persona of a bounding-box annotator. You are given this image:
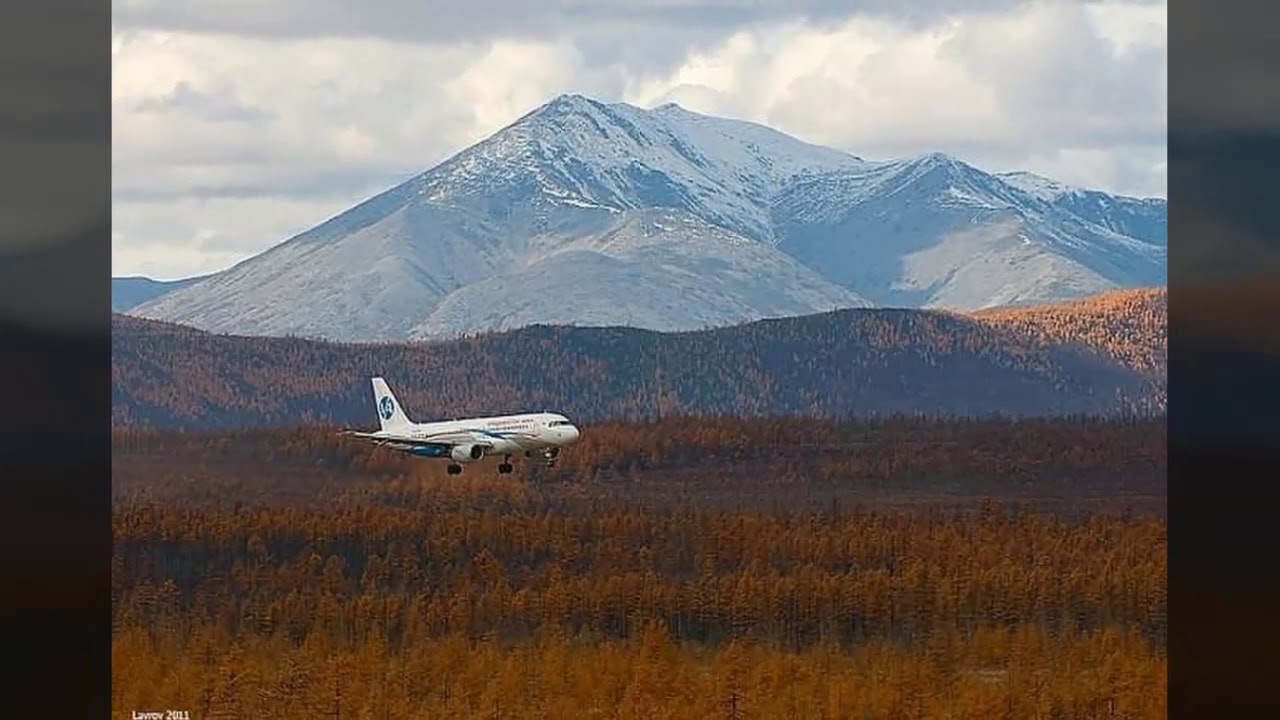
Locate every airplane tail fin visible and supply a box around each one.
[371,377,412,431]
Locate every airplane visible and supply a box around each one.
[342,377,580,475]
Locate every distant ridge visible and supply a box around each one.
[124,93,1165,342]
[112,274,209,312]
[112,289,1165,430]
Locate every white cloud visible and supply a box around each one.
[443,41,587,140]
[1085,1,1168,55]
[111,1,1167,278]
[624,2,1165,189]
[112,31,482,195]
[112,193,378,279]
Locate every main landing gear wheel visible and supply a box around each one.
[498,456,513,474]
[446,464,463,475]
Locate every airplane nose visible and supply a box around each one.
[566,425,580,441]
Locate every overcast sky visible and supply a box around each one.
[112,0,1167,280]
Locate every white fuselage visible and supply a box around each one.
[374,411,580,457]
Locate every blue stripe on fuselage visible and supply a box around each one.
[474,429,516,440]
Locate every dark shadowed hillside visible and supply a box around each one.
[112,292,1165,430]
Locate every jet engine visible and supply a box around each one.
[451,444,485,463]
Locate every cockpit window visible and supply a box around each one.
[549,420,571,427]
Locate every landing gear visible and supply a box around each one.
[446,463,462,475]
[498,455,513,474]
[525,448,561,468]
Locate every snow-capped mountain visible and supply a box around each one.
[773,154,1165,309]
[131,93,1166,341]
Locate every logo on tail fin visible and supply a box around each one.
[379,396,395,420]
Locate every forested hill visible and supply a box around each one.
[111,289,1165,429]
[976,287,1167,376]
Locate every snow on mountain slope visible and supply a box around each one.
[413,94,866,241]
[773,153,1165,309]
[992,170,1076,202]
[132,93,1166,341]
[997,171,1167,247]
[410,208,871,339]
[133,202,531,341]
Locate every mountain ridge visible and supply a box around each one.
[126,93,1166,341]
[112,288,1166,430]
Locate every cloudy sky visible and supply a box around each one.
[112,0,1167,280]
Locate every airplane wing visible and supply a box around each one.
[340,430,459,454]
[342,427,540,455]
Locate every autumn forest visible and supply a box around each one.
[113,415,1166,718]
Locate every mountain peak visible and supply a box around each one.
[920,150,954,163]
[541,92,602,110]
[996,170,1077,201]
[906,151,973,172]
[542,93,684,114]
[415,90,870,240]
